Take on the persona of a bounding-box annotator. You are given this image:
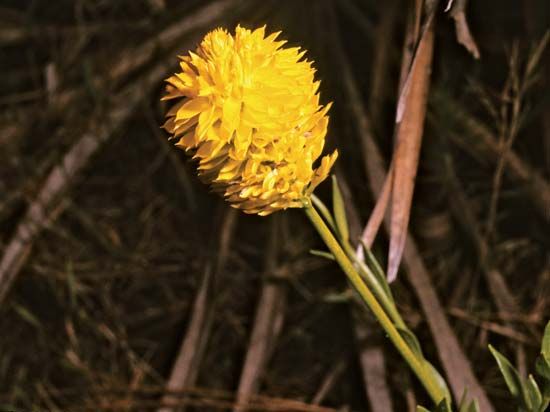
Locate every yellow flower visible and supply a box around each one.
[162,25,337,215]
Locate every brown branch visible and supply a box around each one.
[234,217,286,412]
[449,0,481,59]
[433,90,550,221]
[354,314,395,412]
[311,359,346,406]
[448,308,534,345]
[356,1,419,258]
[388,2,436,282]
[30,384,341,411]
[356,162,393,256]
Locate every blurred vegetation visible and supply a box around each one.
[0,1,548,411]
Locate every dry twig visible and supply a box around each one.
[449,0,481,59]
[234,218,286,412]
[388,1,437,282]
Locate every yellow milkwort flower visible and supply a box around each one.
[162,25,337,215]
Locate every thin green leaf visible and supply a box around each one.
[542,380,550,405]
[416,397,451,411]
[541,321,550,358]
[457,389,480,412]
[309,249,335,261]
[331,175,349,242]
[435,399,452,412]
[311,194,337,233]
[458,390,469,412]
[467,400,480,412]
[489,344,525,403]
[12,304,42,329]
[322,290,353,303]
[425,361,453,407]
[526,374,543,411]
[397,327,424,360]
[360,240,393,298]
[348,249,403,328]
[458,389,480,412]
[535,355,550,381]
[539,360,550,400]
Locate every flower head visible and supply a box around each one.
[162,25,337,215]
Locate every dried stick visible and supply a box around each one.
[388,1,436,282]
[311,359,346,406]
[358,0,418,252]
[335,16,495,412]
[158,264,213,412]
[234,218,286,412]
[98,387,341,412]
[159,208,238,412]
[360,346,393,412]
[354,316,394,412]
[448,309,533,345]
[356,163,392,256]
[449,0,481,59]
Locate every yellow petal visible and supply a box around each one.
[308,150,338,194]
[222,96,242,136]
[175,130,195,150]
[195,105,218,141]
[176,97,209,121]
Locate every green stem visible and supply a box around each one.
[310,194,406,329]
[340,241,407,329]
[304,203,447,406]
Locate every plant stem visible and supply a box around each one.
[340,241,407,329]
[310,194,406,329]
[304,203,447,406]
